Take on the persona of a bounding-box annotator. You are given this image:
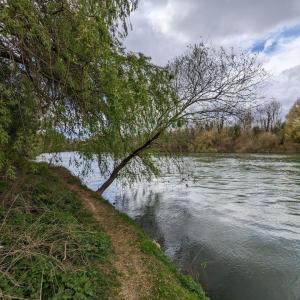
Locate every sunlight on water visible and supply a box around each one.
[37,152,300,300]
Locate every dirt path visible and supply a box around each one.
[54,168,152,300]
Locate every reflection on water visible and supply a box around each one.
[38,153,300,300]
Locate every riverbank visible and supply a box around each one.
[156,129,300,154]
[0,163,208,299]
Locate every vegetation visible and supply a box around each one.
[95,44,266,194]
[0,164,208,299]
[285,98,300,143]
[156,99,300,154]
[157,124,298,154]
[0,1,211,298]
[0,164,118,299]
[1,0,265,193]
[1,0,296,298]
[0,0,138,176]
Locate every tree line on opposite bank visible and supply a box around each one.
[156,99,300,154]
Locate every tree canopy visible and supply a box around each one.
[285,99,300,143]
[0,0,137,176]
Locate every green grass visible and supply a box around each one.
[117,212,209,300]
[0,164,118,299]
[0,163,208,299]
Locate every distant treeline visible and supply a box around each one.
[156,99,300,154]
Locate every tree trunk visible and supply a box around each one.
[97,130,162,196]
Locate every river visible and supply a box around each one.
[38,152,300,300]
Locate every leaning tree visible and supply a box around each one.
[94,44,266,195]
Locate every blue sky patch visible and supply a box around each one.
[250,23,300,54]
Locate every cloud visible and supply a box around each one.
[242,23,300,114]
[261,36,300,75]
[124,0,300,113]
[264,65,300,115]
[126,0,300,63]
[250,23,300,54]
[125,1,188,65]
[255,35,300,114]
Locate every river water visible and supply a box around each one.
[38,152,300,300]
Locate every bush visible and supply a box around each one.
[256,132,280,152]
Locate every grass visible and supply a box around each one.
[0,163,208,299]
[117,212,208,300]
[0,164,118,299]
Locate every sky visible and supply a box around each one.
[124,0,300,115]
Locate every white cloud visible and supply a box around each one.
[145,1,190,43]
[255,36,300,114]
[125,0,300,113]
[264,65,300,116]
[263,38,276,52]
[262,36,300,75]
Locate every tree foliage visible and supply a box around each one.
[0,0,137,176]
[285,99,300,143]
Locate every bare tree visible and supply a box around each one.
[236,108,254,132]
[96,43,266,195]
[255,100,282,132]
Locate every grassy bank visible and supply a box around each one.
[0,164,208,299]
